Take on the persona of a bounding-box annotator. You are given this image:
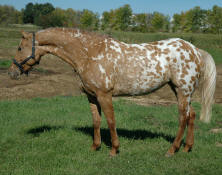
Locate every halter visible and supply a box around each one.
[12,32,39,74]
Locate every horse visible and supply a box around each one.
[8,28,216,156]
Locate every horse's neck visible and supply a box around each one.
[36,29,87,72]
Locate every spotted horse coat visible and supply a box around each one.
[84,37,202,98]
[9,28,216,156]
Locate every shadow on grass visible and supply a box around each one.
[27,125,64,137]
[74,126,175,148]
[26,125,178,148]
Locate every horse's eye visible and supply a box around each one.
[18,47,21,51]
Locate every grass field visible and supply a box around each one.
[0,96,222,175]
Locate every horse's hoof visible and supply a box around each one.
[91,144,100,151]
[109,149,118,157]
[183,145,191,153]
[165,151,174,157]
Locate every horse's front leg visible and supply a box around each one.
[87,94,102,151]
[97,92,120,156]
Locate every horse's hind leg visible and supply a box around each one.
[87,94,102,151]
[183,106,195,152]
[97,92,119,156]
[166,89,190,157]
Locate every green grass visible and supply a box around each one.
[0,59,11,68]
[0,96,221,175]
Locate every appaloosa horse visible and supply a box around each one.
[8,28,216,156]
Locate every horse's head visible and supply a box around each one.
[8,31,41,79]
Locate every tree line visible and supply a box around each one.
[0,3,222,34]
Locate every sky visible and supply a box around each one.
[1,0,222,16]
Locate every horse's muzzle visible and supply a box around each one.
[8,68,21,80]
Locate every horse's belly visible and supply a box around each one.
[112,55,170,96]
[113,74,169,96]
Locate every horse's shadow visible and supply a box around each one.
[27,125,176,147]
[27,125,64,137]
[74,126,175,147]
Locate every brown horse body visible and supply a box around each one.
[8,28,216,156]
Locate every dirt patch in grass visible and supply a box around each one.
[216,142,222,147]
[210,128,222,133]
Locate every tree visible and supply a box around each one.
[172,13,182,32]
[101,4,133,31]
[80,9,99,30]
[36,8,67,28]
[65,8,79,27]
[151,12,169,32]
[182,6,208,33]
[114,4,132,31]
[101,11,111,30]
[208,5,222,34]
[0,5,22,25]
[132,13,148,32]
[172,6,210,33]
[22,2,55,25]
[23,3,35,23]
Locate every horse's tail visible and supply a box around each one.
[199,49,216,123]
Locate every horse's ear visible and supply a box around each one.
[21,31,31,39]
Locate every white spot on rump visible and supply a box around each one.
[99,64,106,74]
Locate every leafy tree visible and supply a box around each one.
[23,3,35,23]
[183,6,208,33]
[80,9,99,30]
[172,13,182,32]
[208,5,222,34]
[65,8,80,27]
[132,13,146,32]
[172,6,210,33]
[0,5,22,25]
[23,2,54,25]
[101,4,133,31]
[36,8,67,28]
[101,11,111,30]
[114,4,132,31]
[151,12,169,32]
